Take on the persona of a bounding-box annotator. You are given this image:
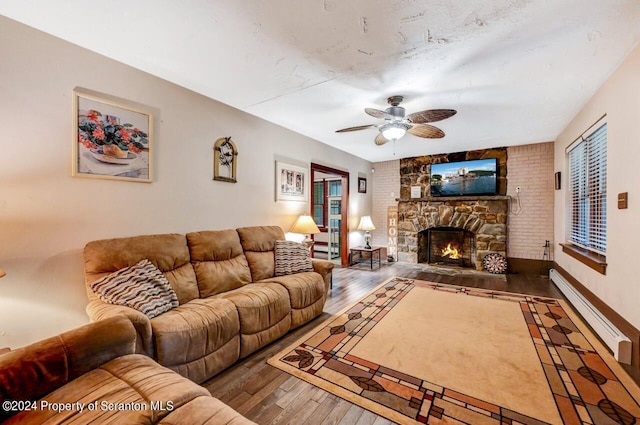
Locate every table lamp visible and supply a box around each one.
[357,216,376,249]
[290,215,320,250]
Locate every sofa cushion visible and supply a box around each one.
[89,259,179,319]
[261,272,326,329]
[84,233,199,305]
[218,282,290,335]
[3,354,209,424]
[150,298,240,369]
[261,272,325,310]
[236,226,285,281]
[0,317,136,424]
[274,240,313,276]
[187,230,252,297]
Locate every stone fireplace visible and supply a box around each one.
[397,199,507,271]
[396,148,509,272]
[398,197,508,270]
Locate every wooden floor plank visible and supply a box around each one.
[336,404,365,425]
[271,383,320,425]
[318,398,357,425]
[303,397,339,425]
[234,373,291,415]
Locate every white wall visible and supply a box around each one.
[554,42,640,329]
[370,160,400,248]
[506,143,555,260]
[0,16,372,348]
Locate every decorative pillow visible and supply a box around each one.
[482,253,508,274]
[274,240,313,276]
[89,259,179,318]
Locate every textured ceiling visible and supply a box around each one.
[1,0,639,162]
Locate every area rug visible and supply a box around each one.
[268,277,640,424]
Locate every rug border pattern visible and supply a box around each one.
[268,277,640,425]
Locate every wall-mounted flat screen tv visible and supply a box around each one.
[430,158,498,197]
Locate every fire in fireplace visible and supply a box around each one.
[418,227,474,268]
[441,242,462,260]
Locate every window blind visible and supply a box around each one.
[568,123,607,254]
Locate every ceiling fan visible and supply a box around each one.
[335,95,456,146]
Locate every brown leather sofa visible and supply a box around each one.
[83,226,334,384]
[0,316,255,424]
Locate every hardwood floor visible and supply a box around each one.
[201,263,564,424]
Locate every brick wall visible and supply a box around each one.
[505,142,555,260]
[370,142,554,261]
[371,160,400,248]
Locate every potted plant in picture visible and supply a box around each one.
[78,110,148,160]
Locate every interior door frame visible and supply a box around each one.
[310,163,349,268]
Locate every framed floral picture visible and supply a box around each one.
[72,89,153,182]
[275,161,308,202]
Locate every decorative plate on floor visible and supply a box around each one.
[482,253,507,274]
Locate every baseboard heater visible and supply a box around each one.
[549,269,632,364]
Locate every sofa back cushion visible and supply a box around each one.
[236,226,285,282]
[0,316,135,423]
[84,234,199,305]
[186,230,252,297]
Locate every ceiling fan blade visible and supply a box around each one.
[335,124,377,133]
[408,124,445,139]
[407,109,457,124]
[374,133,389,145]
[365,108,392,119]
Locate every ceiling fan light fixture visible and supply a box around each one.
[380,122,409,141]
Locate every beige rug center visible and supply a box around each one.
[350,287,562,424]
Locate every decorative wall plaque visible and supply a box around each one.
[213,137,238,183]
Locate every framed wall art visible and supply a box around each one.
[275,161,308,202]
[358,177,367,193]
[213,136,238,183]
[72,89,153,183]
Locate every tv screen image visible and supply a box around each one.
[430,158,497,197]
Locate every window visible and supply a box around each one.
[568,122,607,255]
[313,182,324,226]
[312,179,342,228]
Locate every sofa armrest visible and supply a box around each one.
[311,258,334,293]
[0,316,136,422]
[86,299,154,356]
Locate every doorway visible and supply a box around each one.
[310,163,349,268]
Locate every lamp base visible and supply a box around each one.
[302,236,314,250]
[364,231,372,250]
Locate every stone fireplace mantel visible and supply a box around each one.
[396,198,508,271]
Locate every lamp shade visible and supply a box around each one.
[0,268,5,278]
[290,215,320,235]
[357,216,376,231]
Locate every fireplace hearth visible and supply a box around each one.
[419,227,474,268]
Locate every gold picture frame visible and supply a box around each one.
[72,88,153,183]
[213,136,238,183]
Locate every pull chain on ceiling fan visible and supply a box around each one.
[336,95,456,145]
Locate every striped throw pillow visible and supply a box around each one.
[89,259,178,319]
[274,240,313,276]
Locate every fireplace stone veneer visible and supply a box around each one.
[397,198,508,271]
